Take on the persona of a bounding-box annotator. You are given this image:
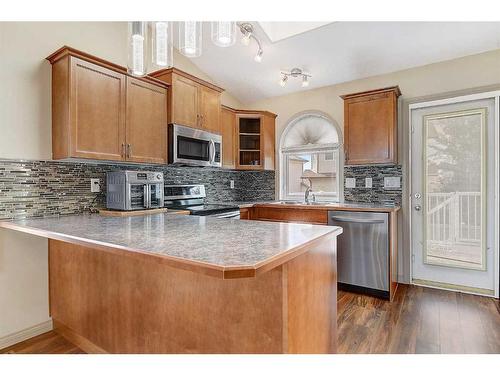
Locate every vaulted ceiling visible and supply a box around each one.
[175,22,500,104]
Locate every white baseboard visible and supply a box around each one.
[0,319,53,350]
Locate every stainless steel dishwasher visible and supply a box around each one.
[328,211,389,299]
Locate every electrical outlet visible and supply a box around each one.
[365,177,373,188]
[345,178,356,189]
[90,178,100,193]
[230,180,235,189]
[384,177,400,189]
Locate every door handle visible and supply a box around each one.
[143,185,149,209]
[329,217,385,224]
[209,139,215,164]
[126,144,132,158]
[414,205,422,211]
[121,143,126,158]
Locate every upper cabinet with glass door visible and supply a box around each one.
[341,86,401,165]
[150,68,223,133]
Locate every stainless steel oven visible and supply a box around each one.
[106,171,164,211]
[168,124,222,167]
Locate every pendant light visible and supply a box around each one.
[151,21,173,69]
[179,21,202,58]
[211,22,236,47]
[127,22,146,76]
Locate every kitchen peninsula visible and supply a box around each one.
[0,214,342,354]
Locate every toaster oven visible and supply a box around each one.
[106,171,164,211]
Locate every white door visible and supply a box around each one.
[410,96,498,297]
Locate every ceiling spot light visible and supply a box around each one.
[302,75,309,87]
[279,74,288,87]
[238,22,263,63]
[254,48,263,63]
[279,68,312,88]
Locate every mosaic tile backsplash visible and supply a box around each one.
[0,160,275,220]
[344,165,403,206]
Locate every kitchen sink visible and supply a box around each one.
[277,201,328,206]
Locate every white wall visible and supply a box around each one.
[0,21,241,344]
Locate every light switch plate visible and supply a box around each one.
[384,177,400,189]
[345,178,356,189]
[90,178,100,193]
[365,177,373,188]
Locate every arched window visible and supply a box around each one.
[279,112,342,202]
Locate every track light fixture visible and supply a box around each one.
[279,68,311,88]
[238,22,263,63]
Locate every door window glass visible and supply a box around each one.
[423,108,486,269]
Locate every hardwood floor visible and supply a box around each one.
[0,331,84,354]
[1,284,499,354]
[338,284,500,354]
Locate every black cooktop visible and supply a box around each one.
[165,203,239,216]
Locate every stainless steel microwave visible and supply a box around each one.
[106,171,164,211]
[168,124,222,167]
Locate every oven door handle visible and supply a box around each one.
[209,139,215,165]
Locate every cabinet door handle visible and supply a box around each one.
[200,114,204,126]
[126,144,131,158]
[121,143,126,158]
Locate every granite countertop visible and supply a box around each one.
[0,213,342,279]
[216,200,400,212]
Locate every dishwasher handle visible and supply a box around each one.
[329,216,385,224]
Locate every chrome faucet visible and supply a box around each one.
[305,186,315,204]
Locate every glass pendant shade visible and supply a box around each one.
[151,21,173,69]
[179,21,202,57]
[127,21,146,76]
[211,21,236,47]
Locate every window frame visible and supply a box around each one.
[279,112,343,202]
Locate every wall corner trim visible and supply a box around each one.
[0,319,53,350]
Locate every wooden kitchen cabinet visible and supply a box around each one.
[199,85,221,133]
[125,78,168,164]
[221,106,236,169]
[341,86,401,165]
[235,111,277,171]
[170,73,199,127]
[220,106,277,171]
[250,206,328,225]
[261,113,276,170]
[47,46,169,164]
[150,68,223,133]
[53,56,127,161]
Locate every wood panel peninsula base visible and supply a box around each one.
[49,236,337,354]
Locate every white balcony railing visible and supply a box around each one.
[427,192,481,245]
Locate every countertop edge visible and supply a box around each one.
[237,202,400,212]
[0,219,342,279]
